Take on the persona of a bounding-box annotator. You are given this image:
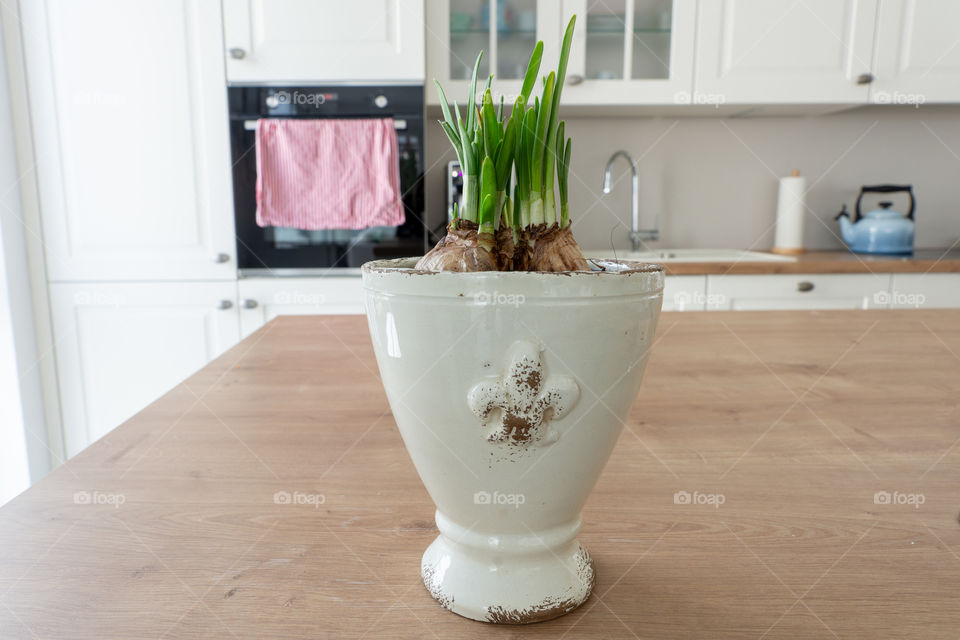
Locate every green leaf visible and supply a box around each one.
[509,95,524,128]
[552,16,576,116]
[440,121,465,171]
[453,101,464,139]
[466,51,483,137]
[533,72,556,190]
[556,120,566,162]
[522,107,537,192]
[481,89,500,157]
[434,79,456,129]
[519,40,543,107]
[479,194,495,230]
[545,15,576,184]
[513,184,521,229]
[555,121,566,190]
[560,138,572,204]
[492,138,503,164]
[458,120,476,174]
[480,156,496,205]
[495,117,517,189]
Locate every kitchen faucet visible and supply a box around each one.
[602,150,659,252]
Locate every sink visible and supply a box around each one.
[587,249,797,263]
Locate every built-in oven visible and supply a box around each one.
[228,85,426,273]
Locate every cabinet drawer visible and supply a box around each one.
[705,274,891,311]
[50,281,241,456]
[890,274,960,309]
[662,276,707,311]
[238,277,364,337]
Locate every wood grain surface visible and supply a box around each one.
[1,311,959,639]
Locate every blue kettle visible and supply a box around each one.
[835,185,915,255]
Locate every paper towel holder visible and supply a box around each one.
[771,169,807,256]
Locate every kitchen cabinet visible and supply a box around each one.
[560,0,696,105]
[704,274,892,311]
[428,0,960,109]
[870,1,960,104]
[427,0,694,106]
[662,275,707,311]
[427,0,562,104]
[50,282,240,457]
[890,274,960,309]
[694,0,878,104]
[238,278,365,337]
[20,0,237,282]
[223,0,425,83]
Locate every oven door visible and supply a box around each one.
[229,87,425,272]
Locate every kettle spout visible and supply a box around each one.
[834,205,855,244]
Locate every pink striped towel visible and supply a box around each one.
[255,118,405,230]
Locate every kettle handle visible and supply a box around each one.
[855,185,915,221]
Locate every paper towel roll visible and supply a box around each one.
[772,170,806,255]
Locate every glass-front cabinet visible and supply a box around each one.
[427,0,563,105]
[426,0,694,106]
[561,0,694,104]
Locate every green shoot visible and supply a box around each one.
[431,16,579,239]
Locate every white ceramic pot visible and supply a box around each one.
[362,258,663,624]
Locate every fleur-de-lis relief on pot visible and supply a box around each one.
[468,341,579,447]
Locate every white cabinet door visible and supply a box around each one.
[694,0,878,104]
[50,282,241,457]
[561,0,696,105]
[662,275,707,311]
[871,0,960,104]
[890,274,960,309]
[21,0,236,282]
[224,0,425,82]
[705,274,891,310]
[426,0,563,105]
[238,278,365,338]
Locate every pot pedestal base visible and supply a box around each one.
[420,513,595,624]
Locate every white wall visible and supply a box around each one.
[0,5,47,504]
[425,105,960,252]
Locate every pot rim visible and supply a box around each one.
[361,257,665,276]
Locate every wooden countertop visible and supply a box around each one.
[2,312,959,638]
[653,249,960,275]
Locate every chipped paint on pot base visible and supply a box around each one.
[422,528,596,624]
[362,257,663,624]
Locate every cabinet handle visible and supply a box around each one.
[229,47,247,60]
[856,72,874,85]
[214,253,230,263]
[797,281,815,292]
[241,298,259,309]
[217,300,234,310]
[566,74,584,86]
